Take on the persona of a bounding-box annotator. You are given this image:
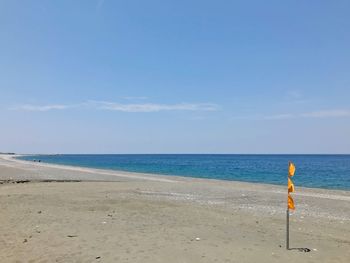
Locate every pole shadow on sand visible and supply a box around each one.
[288,247,311,252]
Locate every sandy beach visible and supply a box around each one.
[0,154,349,262]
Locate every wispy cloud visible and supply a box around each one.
[261,109,350,120]
[10,104,74,111]
[96,101,218,112]
[9,101,219,113]
[283,90,315,105]
[300,110,350,118]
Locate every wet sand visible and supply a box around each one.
[1,154,349,262]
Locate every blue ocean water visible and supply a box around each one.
[17,154,350,190]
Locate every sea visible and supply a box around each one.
[17,154,350,191]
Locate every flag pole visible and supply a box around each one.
[286,207,289,250]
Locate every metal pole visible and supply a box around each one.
[286,208,289,250]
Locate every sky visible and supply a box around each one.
[0,0,349,154]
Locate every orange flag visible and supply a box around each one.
[289,162,295,177]
[288,194,295,210]
[288,177,295,193]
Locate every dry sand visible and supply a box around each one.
[0,154,349,262]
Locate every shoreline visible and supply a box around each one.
[1,154,350,262]
[1,153,350,217]
[6,154,350,194]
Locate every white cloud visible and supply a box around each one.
[96,101,219,112]
[10,104,73,111]
[9,101,219,113]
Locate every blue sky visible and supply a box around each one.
[1,0,349,154]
